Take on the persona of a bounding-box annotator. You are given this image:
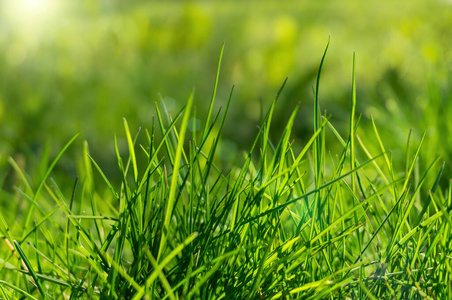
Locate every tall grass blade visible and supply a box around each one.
[157,90,194,262]
[202,43,224,141]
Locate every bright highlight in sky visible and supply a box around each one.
[17,0,51,17]
[23,0,47,9]
[3,0,62,35]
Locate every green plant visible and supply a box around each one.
[0,41,450,299]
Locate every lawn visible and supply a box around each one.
[0,1,451,299]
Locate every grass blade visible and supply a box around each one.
[157,90,194,262]
[13,241,46,298]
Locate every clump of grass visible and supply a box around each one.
[0,41,450,299]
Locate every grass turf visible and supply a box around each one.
[0,42,450,299]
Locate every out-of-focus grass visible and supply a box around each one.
[1,0,452,188]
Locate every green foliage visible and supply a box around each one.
[1,0,452,186]
[0,43,450,299]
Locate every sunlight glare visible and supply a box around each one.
[23,0,48,9]
[19,0,51,15]
[6,0,60,27]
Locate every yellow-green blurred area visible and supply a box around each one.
[1,0,452,186]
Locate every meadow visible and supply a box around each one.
[1,1,452,299]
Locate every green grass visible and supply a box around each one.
[0,44,451,299]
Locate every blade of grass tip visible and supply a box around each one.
[19,207,59,243]
[414,154,420,204]
[139,143,149,159]
[117,126,138,184]
[202,42,224,141]
[123,119,144,234]
[13,241,46,298]
[355,134,389,186]
[189,110,228,221]
[291,117,328,174]
[310,37,329,244]
[148,117,155,160]
[200,85,234,184]
[123,118,139,184]
[401,125,428,194]
[7,157,33,196]
[136,108,184,192]
[86,154,119,200]
[256,90,277,178]
[34,133,79,200]
[274,103,299,190]
[155,100,176,165]
[13,187,46,217]
[370,116,398,200]
[414,161,445,226]
[114,132,129,214]
[314,36,330,187]
[89,192,104,242]
[157,89,194,263]
[326,118,347,147]
[83,140,94,192]
[23,133,79,231]
[37,140,51,181]
[405,128,413,176]
[350,51,356,194]
[191,106,198,152]
[262,77,288,179]
[158,95,180,153]
[145,126,152,155]
[165,112,189,172]
[449,179,452,209]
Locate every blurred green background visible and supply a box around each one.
[1,0,452,189]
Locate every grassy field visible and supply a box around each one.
[0,40,450,298]
[1,1,452,299]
